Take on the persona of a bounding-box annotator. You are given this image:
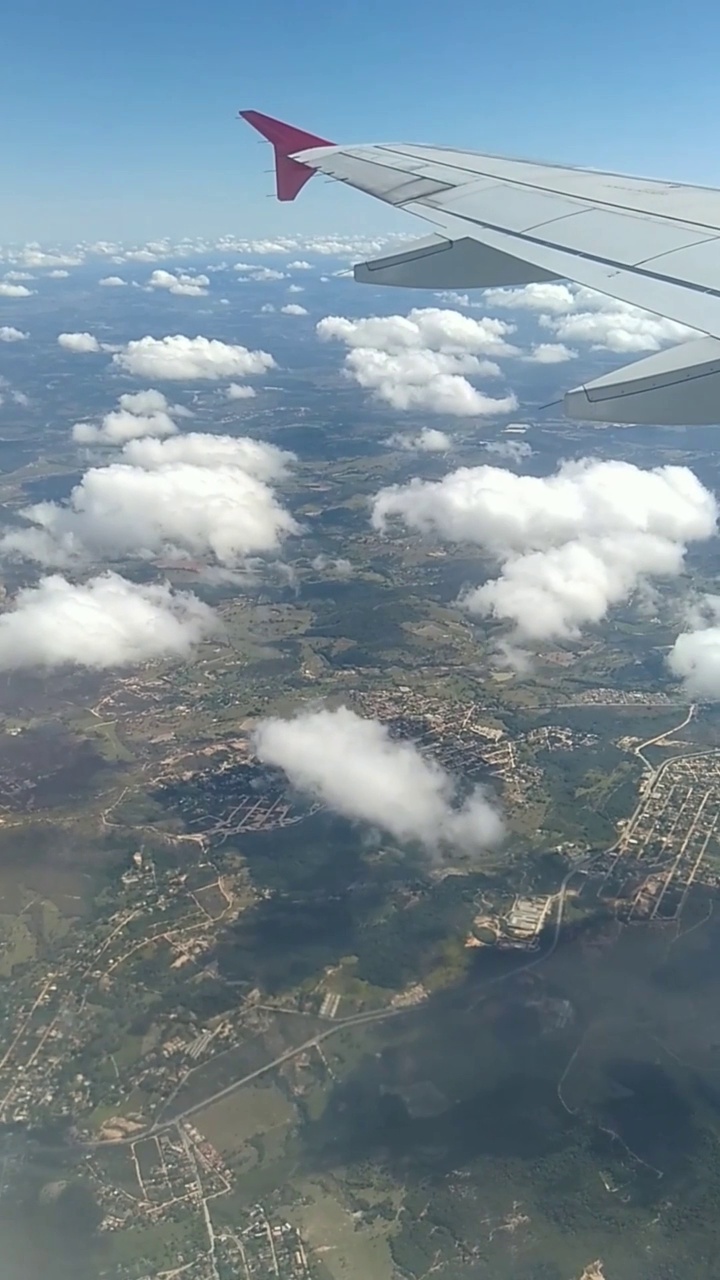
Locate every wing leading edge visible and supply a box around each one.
[241,110,720,425]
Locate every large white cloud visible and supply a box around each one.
[147,269,210,297]
[317,308,518,417]
[373,459,717,642]
[58,332,102,353]
[73,389,186,444]
[0,572,217,670]
[3,445,298,569]
[113,334,276,381]
[253,706,503,853]
[0,327,28,342]
[668,596,720,696]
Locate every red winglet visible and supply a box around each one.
[240,110,334,202]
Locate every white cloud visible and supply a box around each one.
[486,281,698,354]
[524,342,577,364]
[113,334,276,382]
[287,260,312,270]
[4,271,34,282]
[287,284,305,293]
[73,389,184,444]
[227,382,256,400]
[0,572,218,670]
[13,248,82,269]
[483,439,533,463]
[668,596,720,696]
[99,275,127,287]
[311,554,353,577]
[252,706,503,854]
[234,264,286,282]
[58,331,101,353]
[260,303,275,314]
[318,308,518,417]
[147,269,210,297]
[0,327,28,343]
[0,283,33,298]
[373,459,717,643]
[280,303,308,317]
[121,432,293,481]
[47,269,70,279]
[386,428,451,452]
[3,441,298,568]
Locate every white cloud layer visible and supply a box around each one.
[0,572,217,670]
[317,308,518,417]
[373,459,717,642]
[113,334,276,381]
[253,706,503,853]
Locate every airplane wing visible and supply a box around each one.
[240,110,720,425]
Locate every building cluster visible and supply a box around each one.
[603,749,720,922]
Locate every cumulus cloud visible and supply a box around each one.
[113,334,276,381]
[486,281,698,354]
[234,264,286,282]
[99,275,127,287]
[0,572,218,670]
[121,431,293,481]
[47,269,70,279]
[287,284,305,293]
[318,308,518,417]
[0,327,28,342]
[3,437,298,569]
[386,428,451,452]
[311,554,353,577]
[253,706,503,853]
[58,331,102,353]
[483,438,533,463]
[668,596,720,696]
[524,343,577,364]
[227,382,256,400]
[287,260,312,270]
[73,389,185,444]
[373,459,717,642]
[147,269,210,297]
[0,283,33,298]
[280,303,308,317]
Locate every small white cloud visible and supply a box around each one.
[287,284,305,294]
[47,269,70,279]
[73,389,183,444]
[121,432,293,481]
[58,332,102,353]
[524,342,577,364]
[287,260,313,270]
[668,596,720,695]
[99,275,127,287]
[483,439,533,462]
[253,706,503,854]
[0,327,28,343]
[0,283,33,298]
[113,334,276,381]
[386,428,451,452]
[0,572,218,670]
[235,265,286,282]
[227,383,256,400]
[281,303,308,317]
[146,269,210,297]
[311,554,353,577]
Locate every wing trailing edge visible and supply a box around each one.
[354,234,558,289]
[565,337,720,425]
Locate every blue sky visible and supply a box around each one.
[3,0,720,243]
